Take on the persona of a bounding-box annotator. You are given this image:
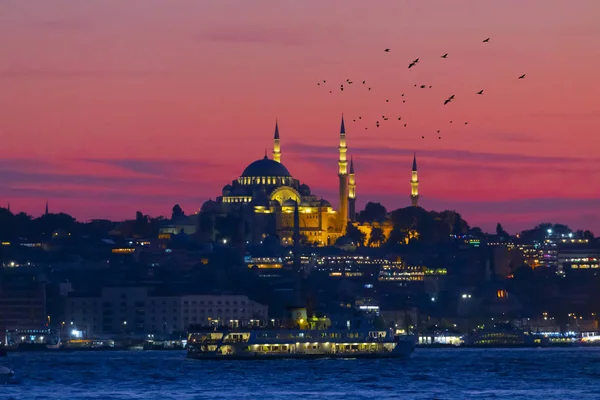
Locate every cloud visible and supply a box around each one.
[527,111,600,119]
[7,186,201,205]
[82,158,220,177]
[425,196,600,215]
[286,143,595,166]
[491,132,538,143]
[0,168,167,188]
[0,158,60,170]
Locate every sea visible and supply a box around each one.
[2,348,600,399]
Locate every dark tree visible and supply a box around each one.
[357,202,387,223]
[438,210,469,236]
[345,222,366,247]
[496,223,509,238]
[171,204,185,220]
[33,212,77,239]
[0,208,15,240]
[215,214,242,243]
[468,226,485,238]
[368,226,385,247]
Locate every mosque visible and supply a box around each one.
[198,116,420,247]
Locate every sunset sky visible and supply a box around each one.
[1,0,599,233]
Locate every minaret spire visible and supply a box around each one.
[273,119,281,163]
[410,153,420,207]
[338,114,349,234]
[348,156,356,222]
[45,200,49,215]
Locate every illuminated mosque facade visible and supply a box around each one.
[199,117,420,246]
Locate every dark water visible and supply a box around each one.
[2,348,600,399]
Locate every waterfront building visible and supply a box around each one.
[64,287,268,337]
[0,274,47,343]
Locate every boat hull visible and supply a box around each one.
[187,337,415,360]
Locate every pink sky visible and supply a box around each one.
[1,0,599,234]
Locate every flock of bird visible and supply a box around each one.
[316,37,527,140]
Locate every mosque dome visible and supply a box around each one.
[319,199,332,207]
[298,184,311,196]
[222,184,233,196]
[201,199,220,213]
[242,155,291,178]
[282,199,297,207]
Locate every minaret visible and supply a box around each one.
[338,115,349,233]
[273,120,281,163]
[45,200,49,215]
[410,153,420,207]
[348,156,356,221]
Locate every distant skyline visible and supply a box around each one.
[1,1,599,233]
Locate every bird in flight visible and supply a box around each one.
[408,58,419,68]
[444,95,455,105]
[518,74,526,79]
[441,53,448,58]
[483,38,490,43]
[362,81,366,84]
[384,48,390,52]
[477,90,484,95]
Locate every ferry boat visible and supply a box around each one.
[187,328,416,360]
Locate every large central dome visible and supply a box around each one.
[242,155,291,177]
